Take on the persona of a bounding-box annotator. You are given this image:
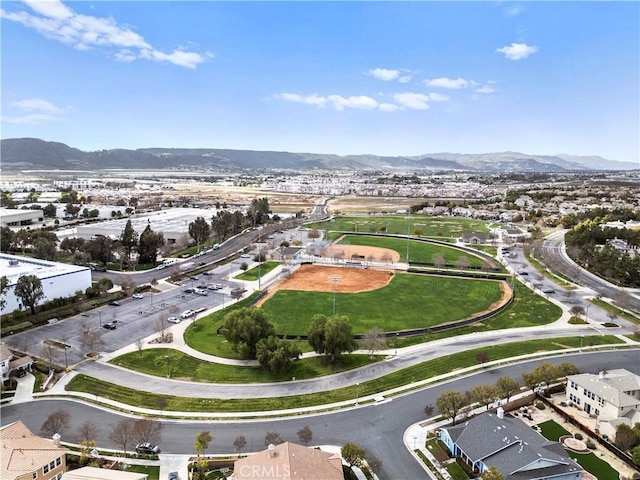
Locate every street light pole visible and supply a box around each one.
[64,346,68,369]
[580,335,584,352]
[585,305,590,323]
[356,383,359,406]
[329,275,341,316]
[395,332,399,356]
[164,355,170,378]
[406,218,411,264]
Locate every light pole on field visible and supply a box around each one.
[329,275,341,316]
[164,355,171,378]
[395,332,399,356]
[580,335,584,352]
[356,383,360,406]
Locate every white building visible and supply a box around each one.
[566,369,640,438]
[0,208,44,228]
[0,254,91,314]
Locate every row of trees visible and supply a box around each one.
[432,362,579,425]
[221,309,358,373]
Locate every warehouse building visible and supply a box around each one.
[0,208,44,228]
[0,254,91,313]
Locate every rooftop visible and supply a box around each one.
[0,254,89,286]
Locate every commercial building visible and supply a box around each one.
[0,254,91,314]
[0,207,44,228]
[75,207,221,244]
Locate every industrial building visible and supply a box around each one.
[75,207,222,244]
[0,254,91,313]
[0,208,44,228]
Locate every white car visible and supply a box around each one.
[132,293,144,299]
[180,309,195,319]
[240,254,251,258]
[194,288,208,296]
[167,316,181,324]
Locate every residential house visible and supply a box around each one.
[459,232,488,245]
[566,369,640,438]
[233,442,344,480]
[1,343,34,382]
[439,408,583,479]
[1,420,68,480]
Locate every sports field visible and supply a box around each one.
[260,266,507,335]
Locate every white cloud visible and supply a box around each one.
[393,93,430,110]
[474,85,495,94]
[398,75,412,84]
[0,0,208,68]
[496,42,538,60]
[367,68,400,81]
[378,103,401,112]
[428,92,450,102]
[424,77,469,89]
[10,98,66,114]
[327,95,378,111]
[505,4,524,17]
[276,93,328,107]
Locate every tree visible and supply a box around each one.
[481,466,504,480]
[297,426,313,445]
[469,384,499,410]
[341,442,366,468]
[109,418,136,455]
[307,314,357,363]
[307,228,321,240]
[531,362,561,395]
[41,409,70,436]
[0,275,9,311]
[233,436,247,456]
[194,430,213,479]
[120,219,138,268]
[360,327,386,357]
[134,418,163,445]
[436,390,468,425]
[78,421,100,443]
[40,341,60,370]
[255,336,301,374]
[476,351,490,366]
[615,424,639,451]
[14,274,44,314]
[222,307,275,359]
[569,305,585,318]
[189,217,211,251]
[138,223,164,264]
[495,376,520,403]
[34,237,57,261]
[43,203,57,218]
[264,431,282,446]
[79,328,105,354]
[631,445,640,466]
[0,227,15,252]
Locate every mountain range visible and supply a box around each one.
[0,138,637,173]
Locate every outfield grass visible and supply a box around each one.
[309,216,490,238]
[109,349,380,383]
[261,274,505,335]
[235,261,280,281]
[66,336,624,413]
[338,235,488,267]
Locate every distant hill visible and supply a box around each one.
[0,138,636,172]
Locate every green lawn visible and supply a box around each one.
[536,420,619,480]
[109,349,380,383]
[261,274,505,335]
[308,215,490,238]
[235,261,280,281]
[338,235,488,267]
[66,336,622,414]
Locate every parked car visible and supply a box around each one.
[240,254,251,258]
[542,289,556,294]
[90,264,107,272]
[103,322,117,330]
[180,309,195,319]
[207,283,223,290]
[108,300,121,306]
[183,288,195,294]
[135,442,161,454]
[167,316,181,324]
[169,472,179,480]
[202,271,211,276]
[194,288,208,296]
[520,271,529,276]
[132,293,144,299]
[16,369,27,378]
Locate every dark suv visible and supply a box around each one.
[136,442,160,454]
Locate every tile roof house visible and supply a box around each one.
[566,369,640,438]
[1,420,68,480]
[439,409,583,480]
[233,442,344,480]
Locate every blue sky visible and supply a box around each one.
[1,1,638,164]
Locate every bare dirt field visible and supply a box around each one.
[255,264,395,306]
[326,195,419,214]
[320,244,400,264]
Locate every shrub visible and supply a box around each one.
[574,433,583,440]
[536,402,546,410]
[586,440,596,449]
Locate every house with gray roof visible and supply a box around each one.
[439,408,583,479]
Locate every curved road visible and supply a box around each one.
[3,351,639,480]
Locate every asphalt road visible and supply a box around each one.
[3,350,639,480]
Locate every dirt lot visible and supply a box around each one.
[320,244,400,264]
[255,264,395,306]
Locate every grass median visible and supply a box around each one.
[66,335,624,414]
